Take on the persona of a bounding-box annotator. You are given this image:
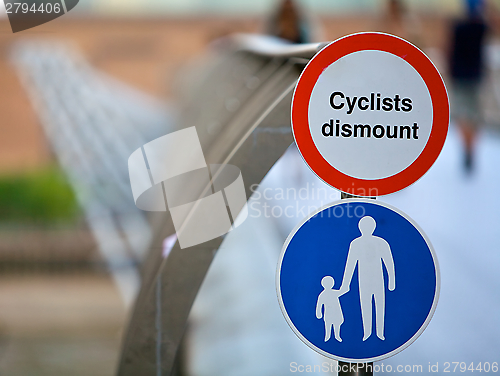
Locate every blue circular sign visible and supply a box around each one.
[276,199,440,362]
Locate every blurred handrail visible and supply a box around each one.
[223,33,324,59]
[117,34,319,376]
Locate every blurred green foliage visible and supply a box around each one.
[0,166,79,223]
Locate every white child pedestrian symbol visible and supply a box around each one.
[316,216,396,342]
[316,276,344,342]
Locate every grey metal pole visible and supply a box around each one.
[338,361,373,376]
[339,192,374,376]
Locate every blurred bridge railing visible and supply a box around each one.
[11,41,177,306]
[117,34,323,376]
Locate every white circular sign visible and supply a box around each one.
[291,33,449,196]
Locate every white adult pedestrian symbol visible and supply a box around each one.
[277,200,439,362]
[316,216,396,344]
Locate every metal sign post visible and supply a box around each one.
[339,192,373,376]
[338,361,373,376]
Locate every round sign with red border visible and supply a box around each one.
[291,32,449,196]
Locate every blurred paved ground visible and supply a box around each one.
[0,274,126,376]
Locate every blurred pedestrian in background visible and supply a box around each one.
[448,0,488,172]
[379,0,422,46]
[265,0,319,194]
[266,0,311,43]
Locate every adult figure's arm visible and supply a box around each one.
[381,240,396,291]
[339,244,357,295]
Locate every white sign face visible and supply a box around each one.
[308,50,433,180]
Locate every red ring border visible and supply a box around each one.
[291,32,449,196]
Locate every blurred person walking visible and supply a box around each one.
[379,0,422,46]
[267,0,311,43]
[265,0,320,200]
[448,0,488,172]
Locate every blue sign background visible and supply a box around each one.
[278,201,439,361]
